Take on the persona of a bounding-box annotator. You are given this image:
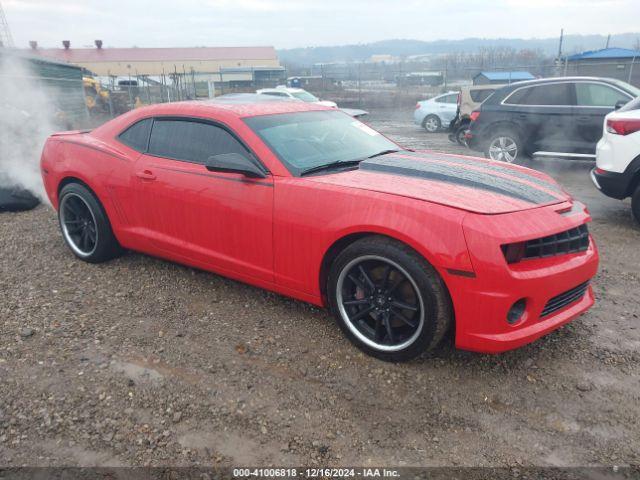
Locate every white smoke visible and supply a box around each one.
[0,54,59,202]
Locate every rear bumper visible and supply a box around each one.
[449,204,599,353]
[464,127,487,152]
[591,166,636,200]
[590,167,630,199]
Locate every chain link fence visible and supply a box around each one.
[285,58,639,109]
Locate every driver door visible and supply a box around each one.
[133,118,274,283]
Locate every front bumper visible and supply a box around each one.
[447,202,599,353]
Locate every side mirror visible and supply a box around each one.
[204,153,266,179]
[614,100,628,111]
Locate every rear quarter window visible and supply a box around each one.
[118,118,152,152]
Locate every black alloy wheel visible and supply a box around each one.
[58,183,122,263]
[60,193,98,257]
[337,255,424,351]
[328,236,453,362]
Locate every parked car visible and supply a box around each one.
[466,77,640,163]
[592,96,640,223]
[256,86,337,108]
[448,84,504,145]
[221,93,367,118]
[40,98,598,361]
[414,91,459,133]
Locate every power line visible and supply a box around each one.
[0,1,15,48]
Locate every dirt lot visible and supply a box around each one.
[1,108,639,468]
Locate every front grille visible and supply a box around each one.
[523,224,590,260]
[541,281,590,318]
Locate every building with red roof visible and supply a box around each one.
[26,41,282,78]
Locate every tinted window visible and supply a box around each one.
[470,89,495,102]
[436,94,457,104]
[506,83,572,106]
[118,118,152,152]
[575,83,631,107]
[148,120,249,164]
[262,91,289,97]
[619,96,640,112]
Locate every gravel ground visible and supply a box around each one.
[1,107,639,468]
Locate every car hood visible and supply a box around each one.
[308,150,571,214]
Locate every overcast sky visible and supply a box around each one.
[4,0,640,50]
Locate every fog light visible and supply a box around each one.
[507,299,527,324]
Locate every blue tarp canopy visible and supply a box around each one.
[567,48,640,61]
[475,71,535,82]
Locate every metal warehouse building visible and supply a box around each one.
[565,48,640,87]
[26,43,285,86]
[473,71,535,85]
[0,51,88,127]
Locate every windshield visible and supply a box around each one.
[244,110,399,176]
[291,91,319,102]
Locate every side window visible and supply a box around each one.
[445,94,458,104]
[575,83,631,107]
[506,83,572,106]
[435,94,456,104]
[118,118,152,152]
[262,91,289,97]
[148,120,250,164]
[470,89,495,103]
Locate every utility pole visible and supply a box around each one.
[0,1,15,48]
[557,29,564,60]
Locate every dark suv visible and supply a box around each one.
[466,77,640,163]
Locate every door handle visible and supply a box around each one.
[136,169,156,181]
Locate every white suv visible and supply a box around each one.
[592,96,640,223]
[256,87,337,108]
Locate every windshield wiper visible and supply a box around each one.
[366,149,401,159]
[299,149,403,177]
[300,159,363,176]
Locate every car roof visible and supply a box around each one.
[462,84,505,91]
[125,95,330,119]
[258,87,305,93]
[501,76,629,89]
[425,91,458,99]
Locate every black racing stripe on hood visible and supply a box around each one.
[399,150,563,193]
[360,156,558,205]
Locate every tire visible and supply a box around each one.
[422,115,441,133]
[454,124,468,146]
[58,183,123,263]
[484,129,523,163]
[632,185,640,225]
[327,236,453,362]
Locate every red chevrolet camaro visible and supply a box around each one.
[40,97,599,361]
